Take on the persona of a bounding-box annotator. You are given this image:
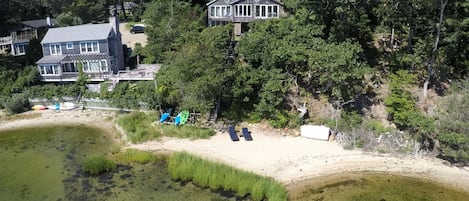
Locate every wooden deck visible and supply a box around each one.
[40,64,160,82]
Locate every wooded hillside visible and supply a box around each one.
[0,0,468,163]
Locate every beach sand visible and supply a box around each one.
[2,109,469,193]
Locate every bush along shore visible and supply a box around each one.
[168,151,288,201]
[117,112,214,143]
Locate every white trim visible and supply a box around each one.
[209,5,232,18]
[79,41,100,54]
[66,42,74,49]
[38,64,61,75]
[255,5,279,18]
[49,44,62,55]
[234,4,252,17]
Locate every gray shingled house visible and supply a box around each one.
[206,0,283,36]
[0,17,56,56]
[36,16,125,82]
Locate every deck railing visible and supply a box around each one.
[40,71,154,82]
[0,36,12,45]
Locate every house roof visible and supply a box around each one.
[41,24,112,44]
[22,18,56,28]
[36,55,67,64]
[36,54,110,64]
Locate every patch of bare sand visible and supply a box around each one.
[128,124,469,193]
[1,111,468,193]
[0,110,117,139]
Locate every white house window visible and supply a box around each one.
[66,42,74,49]
[62,62,77,73]
[210,5,231,17]
[235,4,251,17]
[39,65,60,75]
[15,44,27,55]
[100,60,108,72]
[80,60,108,73]
[80,41,99,53]
[255,5,279,18]
[50,44,61,55]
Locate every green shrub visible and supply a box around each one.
[269,111,289,128]
[364,119,390,134]
[82,155,116,175]
[3,93,30,114]
[340,111,363,129]
[115,149,155,164]
[117,111,161,143]
[168,152,288,201]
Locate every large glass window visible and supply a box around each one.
[210,5,231,17]
[80,42,100,53]
[235,4,251,17]
[255,5,279,18]
[15,44,27,55]
[62,63,77,73]
[79,60,109,73]
[39,65,60,75]
[100,60,108,72]
[50,44,61,55]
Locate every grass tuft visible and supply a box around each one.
[115,149,155,164]
[168,151,288,201]
[82,154,116,175]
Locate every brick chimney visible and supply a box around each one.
[109,9,125,71]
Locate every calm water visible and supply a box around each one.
[0,126,238,201]
[288,172,469,201]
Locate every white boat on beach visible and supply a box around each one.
[47,102,77,111]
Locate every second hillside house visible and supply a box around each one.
[207,0,283,36]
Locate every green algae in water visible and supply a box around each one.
[289,172,469,201]
[0,126,239,201]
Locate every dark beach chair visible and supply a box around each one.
[242,127,253,141]
[228,126,239,141]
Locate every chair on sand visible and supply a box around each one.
[228,126,239,141]
[242,127,253,141]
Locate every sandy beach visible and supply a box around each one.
[2,109,469,193]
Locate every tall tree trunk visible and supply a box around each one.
[120,0,127,21]
[407,22,413,52]
[423,0,448,98]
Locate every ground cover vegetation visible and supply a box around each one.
[0,0,468,164]
[117,111,214,143]
[168,151,288,201]
[82,154,117,175]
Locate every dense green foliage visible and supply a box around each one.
[1,0,468,162]
[436,79,469,163]
[384,70,434,135]
[168,152,288,201]
[117,112,214,143]
[115,149,155,164]
[82,155,116,175]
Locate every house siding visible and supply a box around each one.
[207,0,282,25]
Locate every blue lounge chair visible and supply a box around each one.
[228,126,239,141]
[242,127,253,141]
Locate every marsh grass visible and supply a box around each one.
[117,112,214,143]
[115,149,155,164]
[168,152,288,201]
[82,155,116,175]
